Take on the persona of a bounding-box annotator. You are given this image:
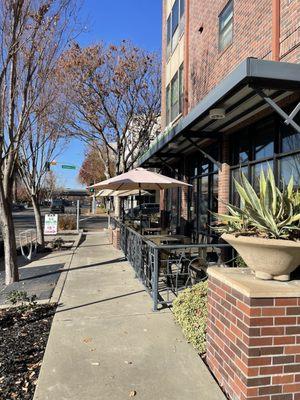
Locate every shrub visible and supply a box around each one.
[172,282,208,354]
[58,215,76,230]
[213,167,300,240]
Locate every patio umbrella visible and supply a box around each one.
[91,168,191,232]
[91,168,191,191]
[96,188,150,197]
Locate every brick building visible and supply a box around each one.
[139,0,300,239]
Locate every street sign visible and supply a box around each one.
[61,164,76,170]
[44,214,58,235]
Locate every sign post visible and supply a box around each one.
[44,214,58,235]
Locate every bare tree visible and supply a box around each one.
[0,0,77,284]
[18,92,69,247]
[59,41,161,178]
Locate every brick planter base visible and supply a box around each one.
[207,268,300,400]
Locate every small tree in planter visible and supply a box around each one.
[214,168,300,281]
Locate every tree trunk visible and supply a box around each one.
[0,189,19,284]
[32,195,44,248]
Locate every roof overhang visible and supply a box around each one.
[138,58,300,168]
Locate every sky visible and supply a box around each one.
[54,0,162,189]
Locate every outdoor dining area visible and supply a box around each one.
[91,168,231,310]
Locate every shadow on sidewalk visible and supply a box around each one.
[56,289,145,313]
[20,257,127,281]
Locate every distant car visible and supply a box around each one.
[12,203,25,212]
[50,199,65,214]
[131,203,160,217]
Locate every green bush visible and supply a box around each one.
[172,282,208,354]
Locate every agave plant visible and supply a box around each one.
[213,167,300,240]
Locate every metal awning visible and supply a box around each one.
[138,57,300,168]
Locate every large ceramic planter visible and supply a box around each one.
[222,233,300,281]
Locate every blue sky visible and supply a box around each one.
[55,0,162,189]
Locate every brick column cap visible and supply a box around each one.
[208,267,300,299]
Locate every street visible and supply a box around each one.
[0,209,108,248]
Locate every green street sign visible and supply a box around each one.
[62,165,76,170]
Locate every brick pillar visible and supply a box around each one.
[112,228,120,250]
[218,136,231,214]
[218,163,230,214]
[207,267,300,400]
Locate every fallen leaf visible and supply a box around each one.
[129,390,137,397]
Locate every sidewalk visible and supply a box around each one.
[34,232,225,400]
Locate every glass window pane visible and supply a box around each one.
[198,176,209,231]
[231,167,248,206]
[220,24,233,50]
[220,3,233,30]
[254,130,274,160]
[171,73,178,105]
[172,0,179,34]
[281,128,300,153]
[171,72,179,121]
[191,179,198,232]
[279,155,300,188]
[180,0,185,17]
[219,0,233,51]
[167,15,171,44]
[179,64,184,113]
[211,173,219,214]
[252,161,273,192]
[166,85,170,124]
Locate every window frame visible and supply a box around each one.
[166,0,185,59]
[218,0,234,52]
[166,63,184,125]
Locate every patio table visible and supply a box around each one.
[143,227,162,235]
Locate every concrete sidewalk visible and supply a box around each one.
[34,232,225,400]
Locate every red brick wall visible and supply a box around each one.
[280,0,300,63]
[207,275,300,400]
[161,0,300,124]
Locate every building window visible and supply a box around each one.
[230,113,300,205]
[219,0,234,52]
[166,0,185,58]
[171,72,179,122]
[166,85,171,126]
[179,63,184,114]
[166,63,184,125]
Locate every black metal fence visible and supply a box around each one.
[112,218,231,311]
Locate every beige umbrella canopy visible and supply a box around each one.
[96,188,150,197]
[91,168,191,191]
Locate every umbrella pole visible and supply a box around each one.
[139,183,142,234]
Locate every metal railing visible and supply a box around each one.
[112,218,231,311]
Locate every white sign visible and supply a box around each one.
[44,214,58,235]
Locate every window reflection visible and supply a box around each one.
[253,161,273,191]
[279,155,300,188]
